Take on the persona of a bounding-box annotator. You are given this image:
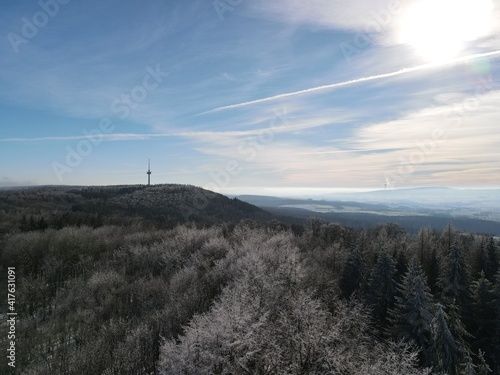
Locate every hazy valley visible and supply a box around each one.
[237,187,500,236]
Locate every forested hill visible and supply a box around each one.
[1,185,500,373]
[0,184,273,229]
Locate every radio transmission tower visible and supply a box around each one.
[147,159,152,186]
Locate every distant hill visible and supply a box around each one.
[0,184,273,228]
[265,206,500,236]
[237,193,500,236]
[2,185,499,235]
[321,187,500,211]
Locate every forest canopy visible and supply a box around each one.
[0,185,499,374]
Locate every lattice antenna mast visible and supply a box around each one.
[147,159,152,186]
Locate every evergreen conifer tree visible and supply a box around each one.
[475,242,493,281]
[394,250,409,286]
[29,215,37,231]
[471,271,496,372]
[366,248,397,328]
[390,256,434,366]
[20,214,29,232]
[431,303,459,375]
[486,238,499,281]
[477,349,492,375]
[38,216,48,231]
[427,248,440,295]
[445,302,473,370]
[438,242,472,309]
[339,248,365,300]
[491,269,500,373]
[462,353,476,375]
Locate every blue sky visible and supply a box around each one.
[1,0,499,195]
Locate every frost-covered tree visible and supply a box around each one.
[471,271,496,370]
[471,271,494,338]
[475,242,494,282]
[445,302,473,368]
[390,256,434,365]
[159,235,430,375]
[440,223,456,254]
[159,289,430,374]
[431,303,460,375]
[439,242,472,309]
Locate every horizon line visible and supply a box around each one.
[1,183,499,191]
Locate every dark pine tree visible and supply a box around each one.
[470,271,497,373]
[486,238,499,281]
[427,248,440,295]
[394,250,409,286]
[339,248,365,300]
[366,248,397,329]
[476,349,493,375]
[19,214,29,232]
[431,303,460,375]
[445,302,473,370]
[389,256,434,366]
[29,215,37,231]
[438,242,472,312]
[491,269,500,373]
[38,216,48,231]
[475,242,493,282]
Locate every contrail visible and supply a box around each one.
[203,49,500,114]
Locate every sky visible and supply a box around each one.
[1,0,500,195]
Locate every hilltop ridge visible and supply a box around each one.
[0,184,273,228]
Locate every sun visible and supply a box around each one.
[399,0,493,63]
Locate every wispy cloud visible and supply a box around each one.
[2,0,500,190]
[203,49,500,114]
[248,0,397,31]
[249,0,500,46]
[193,87,500,189]
[0,134,176,142]
[0,107,353,146]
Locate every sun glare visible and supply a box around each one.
[399,0,493,63]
